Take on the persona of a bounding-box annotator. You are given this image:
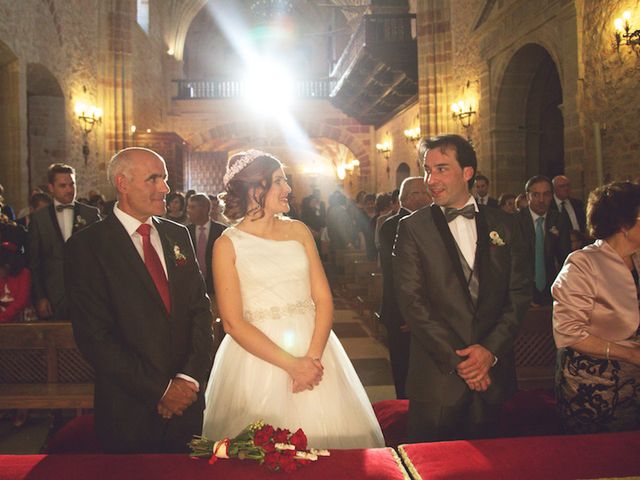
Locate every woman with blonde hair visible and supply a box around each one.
[202,150,384,449]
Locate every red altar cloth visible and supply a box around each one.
[0,448,407,480]
[399,430,640,479]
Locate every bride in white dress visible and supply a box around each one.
[202,150,384,449]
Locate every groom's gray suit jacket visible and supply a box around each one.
[393,204,530,412]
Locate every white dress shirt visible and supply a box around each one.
[53,199,74,242]
[554,195,579,231]
[442,196,478,269]
[113,203,198,393]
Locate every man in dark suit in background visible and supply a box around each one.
[517,175,571,306]
[474,174,498,208]
[186,193,226,296]
[394,134,530,442]
[65,148,213,453]
[550,175,586,234]
[379,176,431,400]
[28,163,100,319]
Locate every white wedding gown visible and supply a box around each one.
[202,227,385,449]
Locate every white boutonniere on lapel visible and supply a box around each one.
[489,230,506,246]
[74,215,86,230]
[173,244,187,267]
[549,226,560,236]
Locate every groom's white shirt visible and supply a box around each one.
[440,195,478,269]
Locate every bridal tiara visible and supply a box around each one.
[223,149,273,187]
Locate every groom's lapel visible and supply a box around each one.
[431,205,473,305]
[474,207,491,306]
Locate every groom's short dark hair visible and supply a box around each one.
[418,134,477,189]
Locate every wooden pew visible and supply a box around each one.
[514,306,555,390]
[0,322,94,412]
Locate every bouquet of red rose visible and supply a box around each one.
[189,420,330,473]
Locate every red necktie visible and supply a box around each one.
[136,224,171,313]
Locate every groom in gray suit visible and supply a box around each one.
[394,134,530,442]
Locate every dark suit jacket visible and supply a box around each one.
[393,205,530,407]
[187,221,226,295]
[379,207,411,330]
[28,202,100,318]
[516,208,571,303]
[65,215,213,453]
[549,197,586,233]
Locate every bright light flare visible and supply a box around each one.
[244,59,295,114]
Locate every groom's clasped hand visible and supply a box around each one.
[288,356,324,393]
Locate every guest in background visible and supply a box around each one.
[186,193,226,297]
[553,181,640,434]
[474,174,498,207]
[208,194,227,225]
[551,175,586,234]
[374,190,398,251]
[0,241,30,323]
[367,192,392,260]
[498,193,517,214]
[326,191,354,257]
[515,193,528,212]
[28,163,100,320]
[165,192,187,225]
[379,177,431,399]
[16,193,51,230]
[88,193,107,216]
[516,175,571,306]
[0,184,16,221]
[301,195,325,253]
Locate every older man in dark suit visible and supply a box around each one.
[186,193,226,296]
[28,163,100,319]
[379,176,431,400]
[65,148,213,453]
[550,175,586,234]
[517,175,571,306]
[394,134,530,442]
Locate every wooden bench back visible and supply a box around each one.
[0,322,94,384]
[514,306,556,390]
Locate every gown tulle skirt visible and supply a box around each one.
[202,308,385,449]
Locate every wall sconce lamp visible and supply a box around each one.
[376,140,392,159]
[75,101,103,164]
[614,11,640,53]
[403,126,421,143]
[451,100,476,140]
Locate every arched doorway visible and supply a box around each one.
[0,40,22,208]
[27,64,65,189]
[395,162,410,188]
[494,44,563,195]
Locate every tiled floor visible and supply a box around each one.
[0,290,395,454]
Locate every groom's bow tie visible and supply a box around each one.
[56,204,74,212]
[444,204,476,222]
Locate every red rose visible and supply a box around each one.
[176,257,187,267]
[280,455,297,473]
[273,428,290,443]
[254,430,270,446]
[289,428,308,451]
[262,441,275,453]
[264,451,280,471]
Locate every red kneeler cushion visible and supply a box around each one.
[46,414,102,454]
[372,400,409,447]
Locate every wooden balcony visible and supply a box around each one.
[173,78,335,100]
[329,13,418,127]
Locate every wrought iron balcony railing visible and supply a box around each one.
[173,78,335,100]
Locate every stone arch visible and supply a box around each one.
[26,63,66,188]
[492,43,563,196]
[395,162,410,188]
[0,40,22,208]
[186,119,372,175]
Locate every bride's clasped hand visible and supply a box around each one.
[289,356,324,393]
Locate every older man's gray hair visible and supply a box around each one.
[107,147,163,188]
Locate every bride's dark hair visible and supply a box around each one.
[220,151,282,221]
